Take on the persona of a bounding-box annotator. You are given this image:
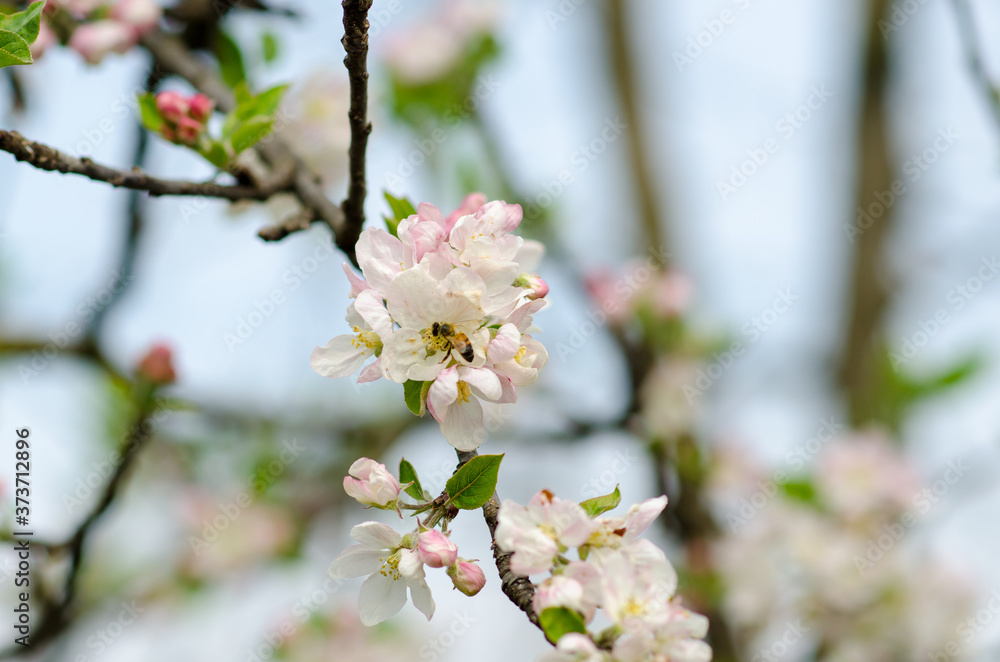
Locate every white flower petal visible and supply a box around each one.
[488,323,520,363]
[328,545,383,579]
[408,576,436,620]
[427,367,459,422]
[350,521,402,549]
[358,571,408,626]
[310,336,366,378]
[442,396,485,451]
[459,366,502,402]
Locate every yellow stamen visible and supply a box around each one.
[457,381,472,403]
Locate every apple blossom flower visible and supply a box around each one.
[596,551,681,631]
[583,496,669,556]
[612,607,712,662]
[69,20,136,64]
[343,458,401,510]
[416,529,458,568]
[311,291,392,381]
[328,522,434,626]
[496,490,596,576]
[381,266,492,382]
[426,365,502,450]
[447,559,486,596]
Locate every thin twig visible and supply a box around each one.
[950,0,1000,133]
[340,0,373,265]
[0,129,288,201]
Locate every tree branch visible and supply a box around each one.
[340,0,373,266]
[0,129,289,201]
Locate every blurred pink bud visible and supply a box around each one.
[521,274,548,300]
[155,91,190,124]
[343,458,401,508]
[110,0,162,35]
[69,20,136,64]
[651,271,693,318]
[584,269,632,324]
[137,343,175,384]
[417,529,458,568]
[447,559,486,596]
[188,94,215,122]
[175,116,204,144]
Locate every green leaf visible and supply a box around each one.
[214,29,246,90]
[0,29,31,68]
[538,607,587,645]
[261,32,279,63]
[383,192,416,237]
[137,93,164,132]
[780,479,817,505]
[0,1,44,45]
[579,485,621,517]
[230,116,274,154]
[446,454,503,510]
[200,141,231,169]
[399,458,427,501]
[403,379,430,416]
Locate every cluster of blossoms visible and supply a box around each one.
[328,458,486,626]
[709,432,977,661]
[497,490,712,662]
[311,194,549,450]
[153,91,215,146]
[34,0,161,64]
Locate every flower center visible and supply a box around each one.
[378,551,403,581]
[514,345,527,363]
[457,381,472,403]
[421,325,454,354]
[351,326,381,350]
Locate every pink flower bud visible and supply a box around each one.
[69,20,136,65]
[175,116,204,144]
[137,343,176,384]
[343,458,401,508]
[110,0,162,35]
[188,94,215,122]
[417,529,458,568]
[447,559,486,596]
[521,274,548,300]
[155,91,190,124]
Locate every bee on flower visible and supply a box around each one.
[311,194,549,450]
